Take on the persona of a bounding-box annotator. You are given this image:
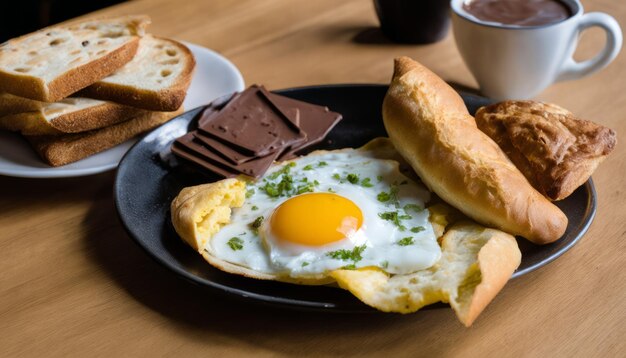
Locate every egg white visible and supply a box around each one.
[209,148,441,278]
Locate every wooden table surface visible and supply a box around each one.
[1,0,624,356]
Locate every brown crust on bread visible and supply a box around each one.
[25,107,181,166]
[475,100,617,201]
[78,37,196,111]
[48,102,143,133]
[0,102,144,135]
[382,57,567,244]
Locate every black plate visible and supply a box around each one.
[114,84,596,312]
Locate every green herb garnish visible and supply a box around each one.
[360,177,373,187]
[332,173,341,181]
[318,161,328,167]
[404,203,423,212]
[227,237,244,251]
[346,173,359,184]
[303,164,314,171]
[377,191,391,202]
[250,216,264,234]
[341,263,357,270]
[411,226,425,233]
[397,237,414,246]
[246,189,255,198]
[251,205,258,211]
[327,245,366,262]
[302,262,309,267]
[381,261,389,269]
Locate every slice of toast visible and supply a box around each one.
[78,35,195,111]
[25,106,183,166]
[0,15,150,102]
[0,92,143,135]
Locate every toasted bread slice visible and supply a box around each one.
[0,15,150,102]
[78,35,195,111]
[25,106,182,166]
[0,92,143,135]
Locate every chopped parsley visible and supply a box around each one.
[327,245,366,262]
[381,261,389,269]
[327,187,336,193]
[296,182,316,194]
[268,162,296,180]
[332,173,341,180]
[227,237,244,251]
[318,161,328,167]
[341,263,357,270]
[301,262,309,267]
[346,173,359,184]
[360,177,374,187]
[250,216,264,234]
[246,189,255,198]
[397,237,415,246]
[377,191,391,202]
[378,185,401,206]
[303,164,314,171]
[404,203,423,212]
[251,205,258,211]
[411,226,425,233]
[378,210,413,231]
[377,175,383,182]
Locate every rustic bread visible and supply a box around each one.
[0,92,143,135]
[25,106,182,166]
[78,35,195,111]
[0,15,150,102]
[382,57,567,244]
[475,100,617,201]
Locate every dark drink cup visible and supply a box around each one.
[374,0,451,44]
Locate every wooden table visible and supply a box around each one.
[1,0,624,356]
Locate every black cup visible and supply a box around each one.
[374,0,451,44]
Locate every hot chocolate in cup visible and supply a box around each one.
[451,0,622,100]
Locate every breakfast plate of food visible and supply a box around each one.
[0,16,244,178]
[114,58,612,325]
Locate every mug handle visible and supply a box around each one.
[557,12,622,82]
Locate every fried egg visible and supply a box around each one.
[207,146,441,279]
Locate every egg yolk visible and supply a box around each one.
[270,193,363,247]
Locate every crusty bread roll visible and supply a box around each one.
[382,57,567,244]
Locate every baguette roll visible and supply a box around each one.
[382,57,567,244]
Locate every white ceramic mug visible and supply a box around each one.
[451,0,622,100]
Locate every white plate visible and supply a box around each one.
[0,43,245,178]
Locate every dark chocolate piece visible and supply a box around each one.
[265,91,342,160]
[175,133,280,178]
[198,86,306,156]
[172,143,238,179]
